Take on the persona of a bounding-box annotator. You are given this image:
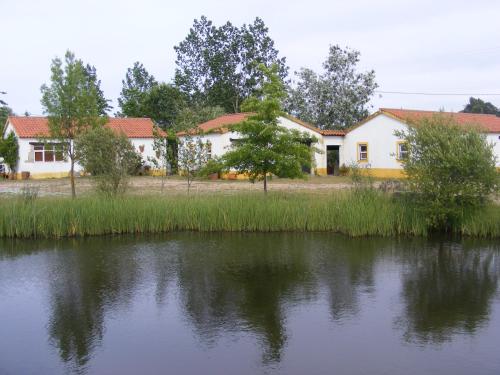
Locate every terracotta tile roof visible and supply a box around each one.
[6,116,163,138]
[198,113,252,133]
[282,114,345,136]
[380,108,500,133]
[177,112,345,136]
[320,129,346,136]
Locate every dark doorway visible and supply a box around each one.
[326,146,340,175]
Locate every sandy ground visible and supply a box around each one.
[0,176,356,196]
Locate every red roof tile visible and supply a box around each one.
[380,108,500,133]
[320,129,346,136]
[198,113,252,133]
[6,116,163,138]
[178,112,345,136]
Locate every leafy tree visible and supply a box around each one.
[178,135,209,193]
[462,97,499,116]
[0,105,13,127]
[148,127,177,192]
[174,16,288,113]
[0,91,13,127]
[0,132,19,176]
[117,62,157,117]
[142,83,187,128]
[40,50,107,198]
[222,64,316,193]
[395,114,498,229]
[285,45,377,130]
[173,105,225,132]
[84,64,113,115]
[76,127,141,196]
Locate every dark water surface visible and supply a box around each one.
[1,233,499,375]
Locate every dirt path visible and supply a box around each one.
[0,176,355,196]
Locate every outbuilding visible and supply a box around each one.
[2,116,161,179]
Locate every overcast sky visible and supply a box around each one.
[2,0,500,116]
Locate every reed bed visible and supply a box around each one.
[0,191,498,238]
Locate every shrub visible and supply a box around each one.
[395,114,498,229]
[0,132,19,176]
[338,163,349,176]
[348,162,373,190]
[76,127,142,196]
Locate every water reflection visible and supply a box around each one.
[46,238,142,372]
[397,241,500,344]
[176,234,316,362]
[0,234,499,374]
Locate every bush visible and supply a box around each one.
[338,163,349,176]
[0,132,19,176]
[395,114,498,229]
[76,127,142,196]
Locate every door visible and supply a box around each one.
[326,146,340,175]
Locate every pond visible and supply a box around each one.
[0,233,499,375]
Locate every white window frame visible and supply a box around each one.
[357,143,368,162]
[33,144,64,163]
[397,142,408,160]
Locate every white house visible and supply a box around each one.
[178,108,500,178]
[2,116,162,179]
[3,109,499,180]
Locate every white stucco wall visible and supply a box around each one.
[177,116,327,173]
[342,114,408,170]
[487,133,500,167]
[3,120,160,177]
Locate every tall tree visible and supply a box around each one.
[462,97,499,116]
[117,62,157,117]
[285,45,377,130]
[84,64,112,115]
[41,50,106,198]
[142,83,187,128]
[0,91,13,126]
[222,64,314,193]
[174,16,288,113]
[173,105,225,132]
[0,91,7,106]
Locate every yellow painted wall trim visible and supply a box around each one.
[315,168,327,176]
[16,171,70,180]
[361,168,406,178]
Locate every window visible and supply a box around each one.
[397,142,408,160]
[34,145,44,162]
[33,144,64,162]
[357,143,368,162]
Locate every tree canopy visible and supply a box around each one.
[285,45,377,130]
[395,115,498,228]
[461,97,499,116]
[117,62,158,118]
[174,16,288,113]
[222,64,315,192]
[76,126,141,195]
[40,50,107,197]
[0,132,19,174]
[84,64,112,115]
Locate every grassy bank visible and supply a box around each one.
[0,191,498,238]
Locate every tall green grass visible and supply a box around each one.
[0,190,498,238]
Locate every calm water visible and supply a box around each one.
[0,234,499,375]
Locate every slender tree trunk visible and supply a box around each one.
[263,173,267,194]
[70,158,76,198]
